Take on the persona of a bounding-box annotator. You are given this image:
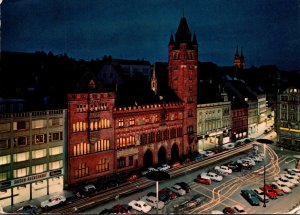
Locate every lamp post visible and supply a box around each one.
[263,143,266,207]
[145,171,170,214]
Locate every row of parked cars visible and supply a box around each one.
[100,181,192,214]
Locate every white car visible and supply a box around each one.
[201,172,223,182]
[280,174,299,185]
[199,150,215,157]
[214,165,232,175]
[41,195,66,208]
[171,184,186,196]
[253,188,269,202]
[285,173,300,181]
[232,204,248,214]
[275,176,296,188]
[141,195,165,209]
[275,179,294,189]
[128,200,152,213]
[290,168,300,176]
[271,182,292,193]
[141,167,158,176]
[157,164,170,171]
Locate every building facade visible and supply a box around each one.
[66,16,197,187]
[277,87,300,150]
[0,110,66,207]
[197,102,232,151]
[231,102,248,141]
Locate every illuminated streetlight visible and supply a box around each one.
[263,143,266,207]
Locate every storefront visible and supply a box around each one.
[0,169,63,207]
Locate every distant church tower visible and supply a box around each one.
[150,64,157,95]
[168,16,198,155]
[234,46,245,70]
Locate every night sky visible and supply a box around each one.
[1,0,300,71]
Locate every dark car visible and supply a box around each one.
[240,189,260,206]
[99,208,114,215]
[175,182,191,193]
[223,207,237,214]
[111,204,133,214]
[147,191,170,204]
[224,162,242,172]
[159,188,178,199]
[16,205,38,214]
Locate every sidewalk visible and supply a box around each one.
[2,189,74,213]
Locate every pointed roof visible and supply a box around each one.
[240,47,244,59]
[175,16,192,44]
[192,32,198,45]
[235,45,239,56]
[169,34,175,46]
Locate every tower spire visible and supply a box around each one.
[235,45,239,56]
[151,63,157,95]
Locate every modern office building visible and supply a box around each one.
[0,109,66,207]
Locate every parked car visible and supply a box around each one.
[223,207,236,214]
[141,196,165,209]
[191,152,204,161]
[194,175,212,185]
[284,173,300,181]
[171,184,186,196]
[111,204,134,214]
[187,194,207,208]
[232,204,247,214]
[127,174,138,183]
[211,210,224,214]
[240,190,260,206]
[253,188,269,203]
[275,177,295,188]
[266,184,285,196]
[16,205,38,214]
[171,161,181,168]
[214,165,232,175]
[201,172,223,182]
[99,208,115,214]
[289,168,300,176]
[199,150,215,157]
[141,167,157,176]
[41,195,66,208]
[157,164,170,171]
[128,200,151,213]
[159,187,178,199]
[259,186,277,199]
[147,192,170,204]
[175,182,191,193]
[271,182,292,193]
[278,174,299,185]
[224,162,242,172]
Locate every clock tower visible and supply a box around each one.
[168,16,198,156]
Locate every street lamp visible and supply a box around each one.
[145,171,170,214]
[263,143,266,207]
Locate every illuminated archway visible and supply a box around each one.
[143,149,153,168]
[158,146,167,164]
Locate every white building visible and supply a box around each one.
[0,109,66,207]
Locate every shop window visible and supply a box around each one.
[15,121,26,130]
[49,118,63,126]
[13,167,29,178]
[49,132,63,142]
[0,123,10,132]
[32,164,46,174]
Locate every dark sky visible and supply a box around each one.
[1,0,300,71]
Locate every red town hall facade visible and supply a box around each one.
[67,16,198,186]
